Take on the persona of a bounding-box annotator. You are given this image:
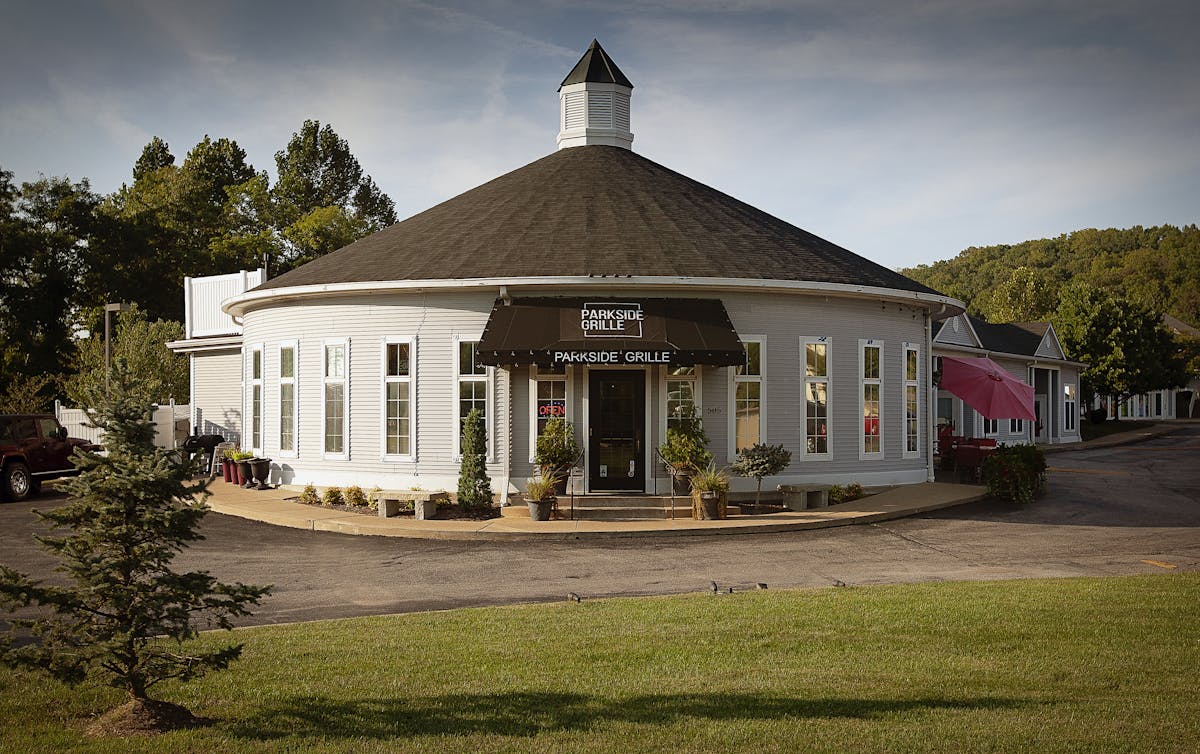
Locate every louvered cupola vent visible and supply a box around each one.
[557,39,634,150]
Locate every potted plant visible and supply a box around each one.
[535,417,581,495]
[731,443,792,508]
[690,462,729,520]
[233,450,255,488]
[249,457,272,490]
[658,405,712,495]
[221,447,238,483]
[524,473,559,522]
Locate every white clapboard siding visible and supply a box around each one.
[193,349,243,446]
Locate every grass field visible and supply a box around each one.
[1,574,1197,753]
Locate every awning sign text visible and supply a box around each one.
[553,350,673,364]
[581,302,644,338]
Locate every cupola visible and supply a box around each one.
[557,39,634,150]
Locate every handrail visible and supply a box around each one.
[654,446,677,520]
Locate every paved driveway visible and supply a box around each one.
[3,426,1197,626]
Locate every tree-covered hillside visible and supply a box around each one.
[900,225,1200,325]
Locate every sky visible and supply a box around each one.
[2,0,1197,270]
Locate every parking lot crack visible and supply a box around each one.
[868,523,970,561]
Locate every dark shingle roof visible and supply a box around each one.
[258,145,940,296]
[559,39,633,89]
[968,316,1046,356]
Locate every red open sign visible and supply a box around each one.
[539,403,566,417]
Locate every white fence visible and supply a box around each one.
[55,401,190,449]
[185,268,263,338]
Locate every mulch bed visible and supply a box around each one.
[287,497,500,520]
[85,698,209,737]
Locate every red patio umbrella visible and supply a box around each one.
[940,356,1035,420]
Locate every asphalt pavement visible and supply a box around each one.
[2,425,1196,626]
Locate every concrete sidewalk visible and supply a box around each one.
[202,421,1191,540]
[204,481,988,541]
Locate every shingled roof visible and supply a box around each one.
[968,316,1047,356]
[257,145,940,296]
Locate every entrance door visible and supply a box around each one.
[588,371,645,491]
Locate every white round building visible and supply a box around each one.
[189,40,964,499]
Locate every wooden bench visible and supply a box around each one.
[777,484,834,511]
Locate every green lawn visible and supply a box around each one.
[2,574,1197,753]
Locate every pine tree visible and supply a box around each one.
[0,363,270,733]
[456,408,493,516]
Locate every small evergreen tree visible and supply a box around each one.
[731,443,792,506]
[0,363,270,733]
[457,408,493,516]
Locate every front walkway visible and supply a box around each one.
[204,482,987,541]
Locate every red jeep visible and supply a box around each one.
[0,414,98,501]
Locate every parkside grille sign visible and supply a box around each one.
[474,296,746,368]
[556,302,671,364]
[581,302,644,338]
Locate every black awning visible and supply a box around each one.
[476,297,745,367]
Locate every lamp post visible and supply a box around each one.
[104,302,130,393]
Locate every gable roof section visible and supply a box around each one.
[968,316,1045,356]
[256,145,942,296]
[1012,321,1066,359]
[560,39,633,89]
[934,314,982,348]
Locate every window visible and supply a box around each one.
[801,337,829,457]
[666,366,698,431]
[904,344,919,458]
[529,364,569,458]
[732,339,762,453]
[323,340,348,459]
[455,339,489,456]
[983,417,998,435]
[1064,383,1077,432]
[279,342,297,456]
[248,346,263,453]
[383,338,415,459]
[1010,418,1024,434]
[860,340,882,457]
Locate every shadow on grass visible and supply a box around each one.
[227,692,1032,740]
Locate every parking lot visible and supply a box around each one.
[2,426,1197,626]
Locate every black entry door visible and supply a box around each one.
[589,371,645,491]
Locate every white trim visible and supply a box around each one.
[903,342,920,460]
[246,343,263,454]
[277,340,298,459]
[166,335,243,353]
[452,335,494,462]
[799,336,830,461]
[728,335,764,459]
[188,352,196,434]
[380,335,417,462]
[859,339,883,460]
[528,364,572,464]
[321,338,350,461]
[1063,382,1078,435]
[222,276,965,318]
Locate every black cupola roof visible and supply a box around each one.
[559,39,633,90]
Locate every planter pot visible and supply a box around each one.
[693,490,724,520]
[671,473,692,496]
[526,497,556,522]
[250,458,272,490]
[236,460,253,488]
[222,461,233,483]
[552,475,568,496]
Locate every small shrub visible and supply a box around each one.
[321,487,344,507]
[845,482,864,500]
[299,484,320,505]
[524,474,559,502]
[828,484,845,505]
[730,443,792,505]
[368,487,383,511]
[982,443,1047,504]
[344,485,368,507]
[457,409,493,516]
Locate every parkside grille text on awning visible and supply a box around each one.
[553,350,672,364]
